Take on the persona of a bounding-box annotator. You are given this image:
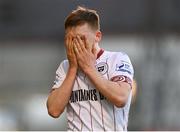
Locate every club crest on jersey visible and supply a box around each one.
[96,62,108,75]
[115,61,133,75]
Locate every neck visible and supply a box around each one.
[94,43,104,59]
[96,45,101,53]
[93,43,101,57]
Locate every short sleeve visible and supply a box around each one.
[108,52,134,86]
[52,60,67,89]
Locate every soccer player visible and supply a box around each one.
[47,6,134,131]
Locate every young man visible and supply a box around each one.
[47,6,134,131]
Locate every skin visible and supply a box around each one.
[47,23,131,118]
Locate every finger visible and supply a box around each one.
[71,40,76,54]
[76,35,86,51]
[65,35,69,48]
[68,36,72,52]
[65,36,70,54]
[73,43,79,55]
[74,38,83,53]
[83,36,91,52]
[69,37,75,54]
[65,35,71,46]
[68,36,75,56]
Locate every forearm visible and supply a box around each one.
[84,67,130,107]
[47,68,77,118]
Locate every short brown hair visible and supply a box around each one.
[65,6,100,30]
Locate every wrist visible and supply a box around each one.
[68,67,77,75]
[83,66,96,75]
[69,64,77,70]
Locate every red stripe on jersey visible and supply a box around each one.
[75,76,83,130]
[85,74,93,131]
[113,105,116,131]
[96,49,104,59]
[100,100,105,131]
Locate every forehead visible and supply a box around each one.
[66,23,94,36]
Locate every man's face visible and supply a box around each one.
[65,23,97,51]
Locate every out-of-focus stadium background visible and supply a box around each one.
[0,0,180,130]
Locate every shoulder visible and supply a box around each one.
[56,60,69,74]
[105,50,134,75]
[105,50,131,62]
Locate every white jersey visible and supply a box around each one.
[52,49,134,131]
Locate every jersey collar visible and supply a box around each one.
[96,49,104,60]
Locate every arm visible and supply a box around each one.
[84,67,131,107]
[47,67,77,118]
[47,35,77,118]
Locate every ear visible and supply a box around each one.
[95,31,102,43]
